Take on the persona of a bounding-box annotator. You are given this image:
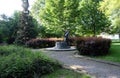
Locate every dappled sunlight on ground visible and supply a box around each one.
[64,64,88,74]
[69,65,83,70]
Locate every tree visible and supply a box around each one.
[32,0,80,37]
[79,0,110,36]
[6,11,21,44]
[100,0,120,37]
[63,0,80,34]
[0,12,19,44]
[15,12,39,45]
[31,0,45,22]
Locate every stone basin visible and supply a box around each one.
[54,41,70,49]
[45,41,76,51]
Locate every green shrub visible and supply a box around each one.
[0,54,33,78]
[76,37,111,56]
[0,45,61,78]
[0,45,33,56]
[6,37,16,44]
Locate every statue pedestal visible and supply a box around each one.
[55,41,70,49]
[45,41,76,51]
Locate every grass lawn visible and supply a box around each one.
[41,68,91,78]
[94,43,120,63]
[112,39,120,42]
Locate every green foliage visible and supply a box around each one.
[0,32,3,43]
[0,11,39,44]
[41,68,91,78]
[100,0,120,34]
[31,0,111,37]
[0,45,61,78]
[0,54,33,78]
[0,11,21,44]
[15,12,39,45]
[0,14,18,43]
[79,0,110,36]
[38,25,63,38]
[32,0,80,37]
[31,0,45,22]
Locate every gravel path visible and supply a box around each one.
[33,49,120,78]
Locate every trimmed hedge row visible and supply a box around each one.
[76,37,111,56]
[26,38,56,48]
[26,37,111,56]
[26,38,77,48]
[0,45,61,78]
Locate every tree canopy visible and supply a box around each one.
[31,0,113,37]
[100,0,120,34]
[0,11,20,44]
[32,0,80,37]
[79,0,110,36]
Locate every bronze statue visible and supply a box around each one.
[22,0,29,13]
[64,31,69,45]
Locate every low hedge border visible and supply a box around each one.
[76,37,111,56]
[26,38,56,48]
[26,37,77,49]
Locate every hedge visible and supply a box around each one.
[26,38,56,48]
[76,37,111,56]
[26,37,78,48]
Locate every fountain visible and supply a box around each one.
[46,31,76,51]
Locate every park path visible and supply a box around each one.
[33,49,120,78]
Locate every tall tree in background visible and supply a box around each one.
[32,0,80,37]
[79,0,110,36]
[31,0,45,22]
[100,0,120,38]
[62,0,80,34]
[40,0,64,37]
[15,0,38,45]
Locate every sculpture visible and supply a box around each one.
[64,31,69,45]
[22,0,29,13]
[45,30,77,51]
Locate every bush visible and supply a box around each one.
[76,37,111,56]
[68,37,80,46]
[6,37,15,44]
[26,38,64,49]
[26,37,81,48]
[0,45,61,78]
